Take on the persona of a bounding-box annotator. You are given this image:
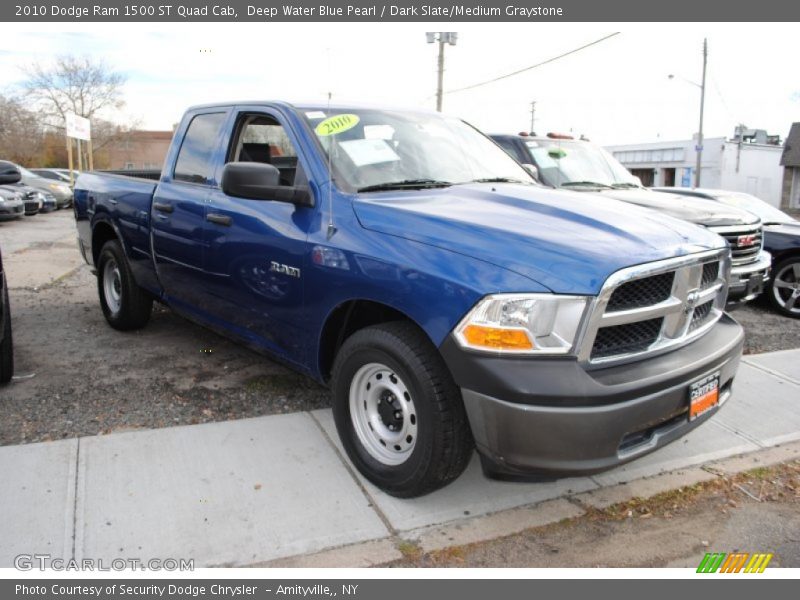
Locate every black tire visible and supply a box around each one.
[767,256,800,318]
[97,239,153,330]
[0,284,13,384]
[331,321,473,498]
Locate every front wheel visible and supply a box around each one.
[0,285,13,384]
[331,322,473,498]
[768,257,800,318]
[97,240,153,330]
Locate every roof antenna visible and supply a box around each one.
[325,49,337,240]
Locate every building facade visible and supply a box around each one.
[780,122,800,210]
[103,130,173,171]
[606,127,784,207]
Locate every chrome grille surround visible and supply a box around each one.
[709,224,763,266]
[577,248,731,368]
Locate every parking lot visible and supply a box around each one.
[1,209,800,446]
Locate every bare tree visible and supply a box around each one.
[23,55,126,125]
[22,55,127,167]
[0,95,46,164]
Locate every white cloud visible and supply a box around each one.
[0,22,796,144]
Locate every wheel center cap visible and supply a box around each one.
[377,391,403,429]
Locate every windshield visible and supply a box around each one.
[714,192,796,225]
[300,108,534,191]
[16,164,38,178]
[526,139,639,188]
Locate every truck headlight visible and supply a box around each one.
[454,294,590,355]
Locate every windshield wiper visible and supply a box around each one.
[610,182,641,189]
[468,177,532,185]
[560,181,614,189]
[356,179,453,193]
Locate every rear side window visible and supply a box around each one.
[173,112,226,184]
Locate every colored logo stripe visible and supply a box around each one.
[697,552,773,573]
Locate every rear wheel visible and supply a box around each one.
[331,322,473,497]
[0,285,13,384]
[768,257,800,318]
[97,240,153,330]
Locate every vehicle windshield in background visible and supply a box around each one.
[526,139,640,189]
[714,192,796,225]
[300,108,534,192]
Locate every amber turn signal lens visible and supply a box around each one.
[462,325,534,350]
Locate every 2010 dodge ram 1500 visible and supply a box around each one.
[74,102,744,497]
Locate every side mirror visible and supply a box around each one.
[0,161,22,185]
[221,162,313,207]
[521,163,539,181]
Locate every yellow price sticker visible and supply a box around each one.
[315,114,360,137]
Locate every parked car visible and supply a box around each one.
[31,168,80,188]
[75,102,744,496]
[490,133,772,303]
[654,187,800,318]
[1,183,49,215]
[7,162,73,208]
[0,162,25,222]
[0,245,12,383]
[31,168,71,183]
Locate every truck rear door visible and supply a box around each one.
[150,110,228,309]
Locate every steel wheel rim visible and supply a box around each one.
[772,262,800,314]
[103,259,122,314]
[349,362,418,466]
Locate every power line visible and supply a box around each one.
[445,32,621,95]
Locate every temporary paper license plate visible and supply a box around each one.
[689,371,720,420]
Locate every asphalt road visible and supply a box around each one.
[1,209,799,445]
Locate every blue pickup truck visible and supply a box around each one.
[75,102,744,497]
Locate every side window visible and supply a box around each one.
[496,138,524,162]
[173,112,226,184]
[229,114,304,186]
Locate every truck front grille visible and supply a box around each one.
[581,248,730,367]
[591,318,663,359]
[710,224,763,266]
[607,272,674,311]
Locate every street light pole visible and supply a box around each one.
[427,32,458,112]
[695,38,708,187]
[436,38,445,112]
[529,101,536,135]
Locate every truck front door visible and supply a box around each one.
[201,108,315,366]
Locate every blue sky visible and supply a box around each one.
[1,22,798,145]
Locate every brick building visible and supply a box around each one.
[104,130,173,171]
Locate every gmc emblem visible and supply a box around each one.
[737,234,757,247]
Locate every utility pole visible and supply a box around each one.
[436,39,445,112]
[426,32,458,112]
[529,101,536,135]
[695,38,708,187]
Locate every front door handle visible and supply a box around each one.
[206,213,232,227]
[153,202,174,213]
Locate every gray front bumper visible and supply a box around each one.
[728,251,771,302]
[448,315,744,478]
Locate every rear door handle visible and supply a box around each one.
[206,213,232,227]
[153,201,174,213]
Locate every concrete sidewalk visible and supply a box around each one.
[1,349,798,568]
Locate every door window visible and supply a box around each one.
[174,112,226,184]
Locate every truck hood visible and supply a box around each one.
[352,184,726,295]
[590,188,760,227]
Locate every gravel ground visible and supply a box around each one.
[1,211,799,446]
[0,266,328,446]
